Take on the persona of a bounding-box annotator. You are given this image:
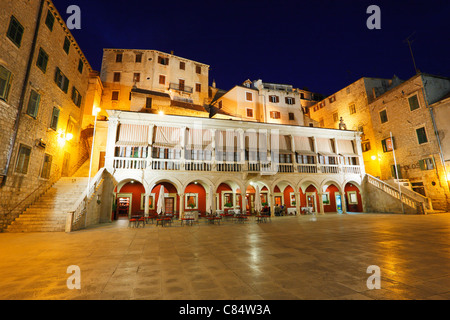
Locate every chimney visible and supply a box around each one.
[212,79,216,88]
[170,50,174,55]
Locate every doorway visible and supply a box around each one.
[306,192,316,213]
[61,152,70,177]
[165,197,174,214]
[336,194,343,213]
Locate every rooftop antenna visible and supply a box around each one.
[404,32,418,74]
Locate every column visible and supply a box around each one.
[269,193,274,217]
[180,127,186,170]
[295,192,301,216]
[241,192,247,214]
[144,194,150,217]
[147,124,154,167]
[105,118,119,170]
[340,192,347,214]
[318,192,325,215]
[179,192,184,220]
[211,129,216,171]
[312,136,320,173]
[290,134,298,172]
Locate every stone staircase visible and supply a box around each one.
[5,176,89,233]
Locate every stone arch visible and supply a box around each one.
[320,178,344,194]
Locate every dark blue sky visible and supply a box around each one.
[52,0,450,96]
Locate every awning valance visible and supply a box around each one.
[294,136,314,153]
[116,124,149,147]
[270,134,293,154]
[186,128,213,150]
[153,126,182,149]
[245,131,267,152]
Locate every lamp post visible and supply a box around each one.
[85,106,101,227]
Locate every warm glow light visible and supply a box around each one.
[159,110,164,115]
[66,133,73,141]
[371,155,377,161]
[93,107,101,116]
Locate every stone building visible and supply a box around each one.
[368,73,450,211]
[209,79,321,126]
[0,0,95,229]
[99,49,210,118]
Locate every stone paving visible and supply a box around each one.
[1,213,450,300]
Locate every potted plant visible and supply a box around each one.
[188,203,196,210]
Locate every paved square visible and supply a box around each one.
[1,213,450,300]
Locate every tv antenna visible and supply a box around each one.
[404,32,418,74]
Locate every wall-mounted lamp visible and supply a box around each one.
[97,194,101,204]
[57,129,73,146]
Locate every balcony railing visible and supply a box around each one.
[169,83,193,93]
[112,157,362,175]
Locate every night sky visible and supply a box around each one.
[52,0,450,96]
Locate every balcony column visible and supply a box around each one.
[181,126,186,170]
[237,129,245,170]
[290,134,298,172]
[294,192,301,216]
[334,138,342,173]
[211,129,216,171]
[147,124,154,167]
[312,136,320,173]
[105,118,119,170]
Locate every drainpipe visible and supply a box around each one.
[1,0,45,187]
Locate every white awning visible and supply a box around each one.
[337,139,356,155]
[153,126,182,148]
[316,138,335,155]
[186,128,213,150]
[116,124,149,147]
[216,130,240,151]
[245,131,267,152]
[294,136,314,153]
[271,134,293,154]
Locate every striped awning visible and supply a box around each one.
[316,138,336,155]
[153,126,182,148]
[337,139,356,155]
[116,124,149,147]
[186,128,213,150]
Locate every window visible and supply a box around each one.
[26,90,40,118]
[0,65,13,101]
[270,111,280,119]
[77,59,84,74]
[416,127,428,144]
[180,61,185,70]
[113,72,121,82]
[269,95,279,103]
[115,53,122,63]
[408,95,420,111]
[195,83,201,93]
[49,107,59,130]
[133,73,140,83]
[145,97,152,109]
[319,102,325,108]
[7,16,24,47]
[329,96,336,103]
[285,97,295,105]
[246,108,253,118]
[45,10,55,31]
[347,191,359,204]
[111,91,119,100]
[158,56,169,65]
[63,36,70,54]
[391,164,402,179]
[333,112,339,122]
[379,109,388,123]
[66,118,75,136]
[319,118,324,127]
[349,104,356,115]
[159,75,165,85]
[36,48,49,73]
[218,100,222,108]
[54,67,69,93]
[419,158,435,170]
[246,92,253,101]
[135,53,142,63]
[288,112,295,121]
[361,141,371,152]
[15,144,32,174]
[71,87,82,107]
[40,154,52,179]
[196,65,201,74]
[381,137,394,152]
